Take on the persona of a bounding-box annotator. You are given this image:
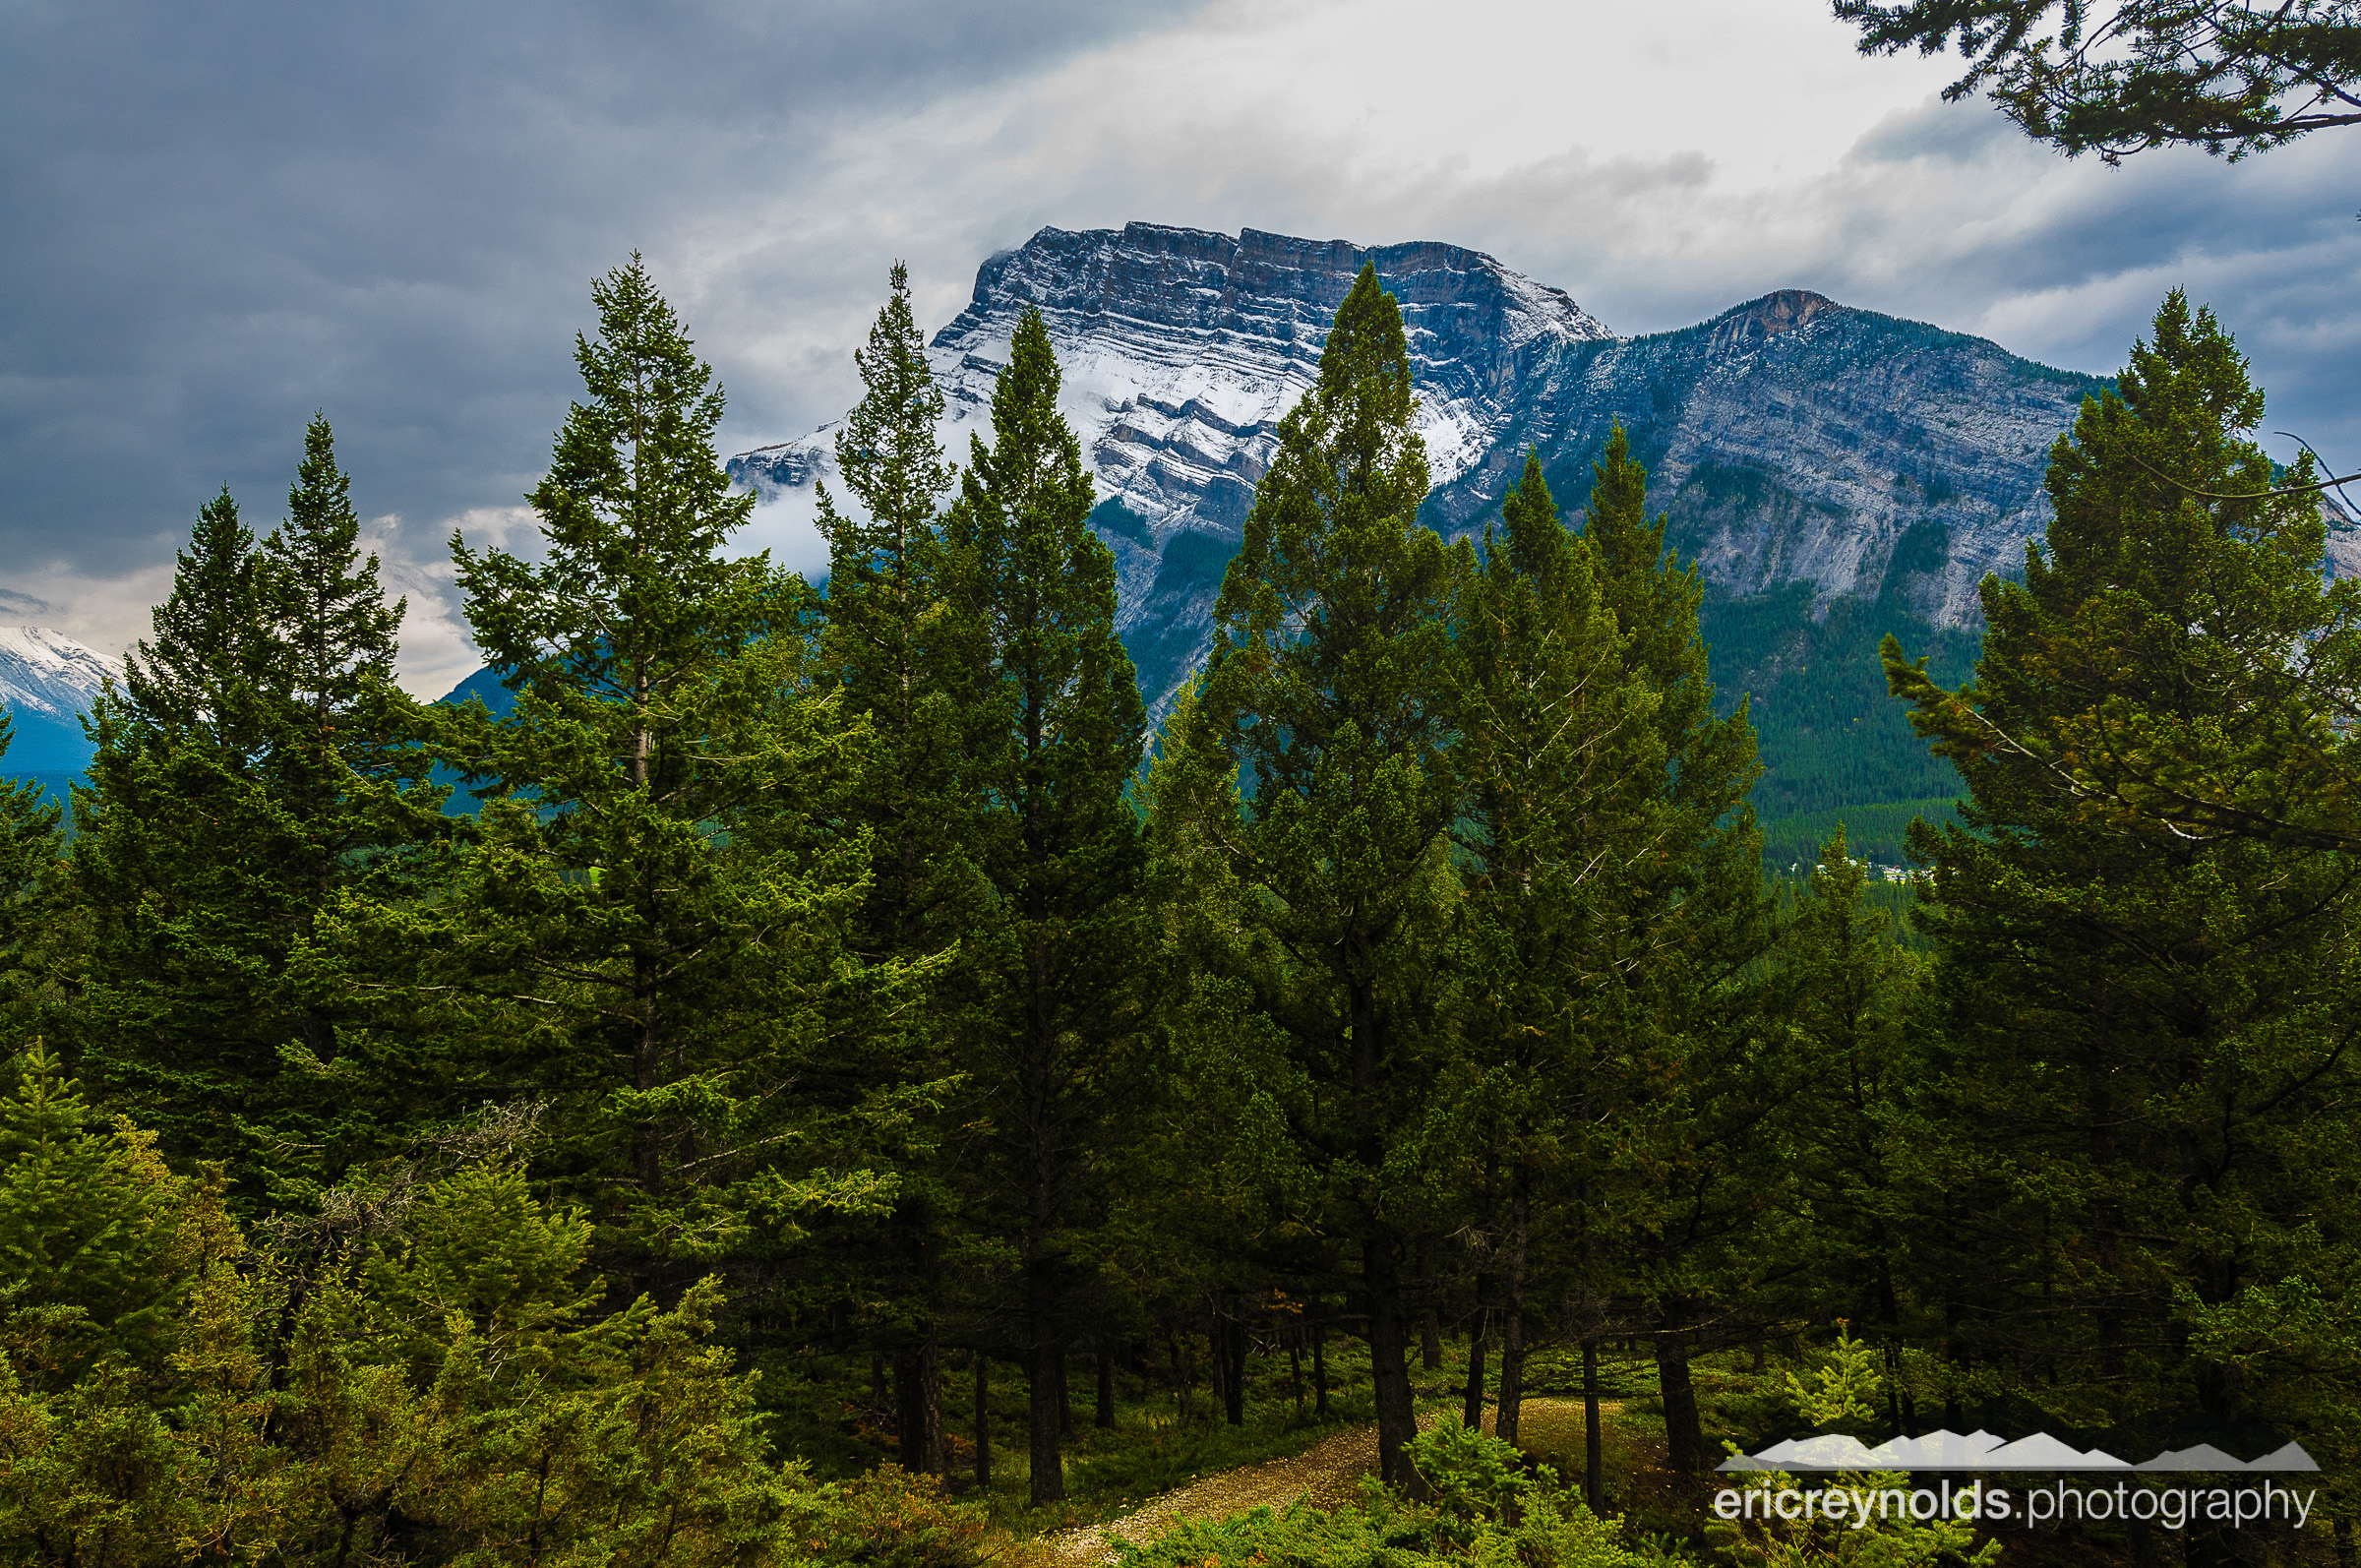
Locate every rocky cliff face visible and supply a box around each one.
[729,223,2113,719]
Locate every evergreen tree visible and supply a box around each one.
[425,256,881,1289]
[1763,829,1945,1432]
[1577,427,1775,1475]
[1177,264,1472,1487]
[813,265,964,1473]
[942,309,1147,1505]
[71,442,438,1201]
[259,416,440,940]
[1885,295,2361,1558]
[118,486,270,742]
[0,718,65,1025]
[0,1042,190,1378]
[0,1087,802,1565]
[1449,451,1659,1478]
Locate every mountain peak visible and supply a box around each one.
[728,223,2106,720]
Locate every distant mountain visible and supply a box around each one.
[729,222,2139,850]
[729,229,2110,677]
[0,627,108,773]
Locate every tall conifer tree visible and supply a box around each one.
[1579,426,1774,1474]
[1180,264,1471,1488]
[73,439,438,1199]
[944,309,1146,1505]
[1884,297,2361,1552]
[815,263,963,1475]
[0,719,65,1027]
[428,257,877,1283]
[1451,452,1660,1467]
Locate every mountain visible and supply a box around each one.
[729,222,2133,854]
[0,627,108,778]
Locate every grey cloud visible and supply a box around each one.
[0,0,1206,660]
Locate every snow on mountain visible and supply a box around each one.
[0,627,108,720]
[0,626,110,774]
[735,222,1609,529]
[729,222,2114,720]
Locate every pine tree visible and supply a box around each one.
[1180,264,1472,1488]
[1882,299,2361,1520]
[814,264,964,1475]
[1577,426,1775,1474]
[1450,452,1660,1477]
[118,486,270,743]
[819,261,960,959]
[942,309,1147,1505]
[1767,828,1942,1423]
[258,416,440,938]
[0,1042,192,1379]
[426,256,878,1290]
[69,430,440,1202]
[0,717,65,1026]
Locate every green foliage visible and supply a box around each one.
[0,719,65,1026]
[1175,264,1472,1487]
[940,308,1149,1503]
[0,1044,192,1379]
[0,1078,814,1565]
[69,420,442,1203]
[1708,1328,1999,1568]
[780,1467,989,1568]
[1112,1460,1674,1568]
[398,256,893,1278]
[1838,0,2361,161]
[1883,293,2361,1474]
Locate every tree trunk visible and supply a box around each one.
[1095,1347,1116,1428]
[1170,1328,1194,1423]
[1419,1240,1443,1370]
[1365,1234,1424,1492]
[974,1354,992,1489]
[1029,1272,1065,1505]
[1582,1339,1604,1516]
[1059,1352,1074,1436]
[1290,1337,1305,1417]
[1221,1316,1246,1426]
[1312,1314,1329,1417]
[1462,1285,1489,1430]
[1495,1184,1530,1447]
[895,1337,944,1474]
[1654,1335,1706,1474]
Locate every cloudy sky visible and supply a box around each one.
[8,0,2358,695]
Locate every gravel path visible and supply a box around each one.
[1044,1421,1393,1566]
[1047,1401,1591,1566]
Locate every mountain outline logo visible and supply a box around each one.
[1717,1429,2319,1474]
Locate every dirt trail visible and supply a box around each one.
[1046,1400,1590,1566]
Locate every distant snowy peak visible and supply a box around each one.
[728,221,1614,537]
[726,220,2113,720]
[0,627,109,721]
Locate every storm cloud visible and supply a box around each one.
[7,0,2357,694]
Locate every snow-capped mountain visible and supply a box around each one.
[729,222,2112,719]
[0,627,108,772]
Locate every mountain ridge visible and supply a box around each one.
[728,223,2115,749]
